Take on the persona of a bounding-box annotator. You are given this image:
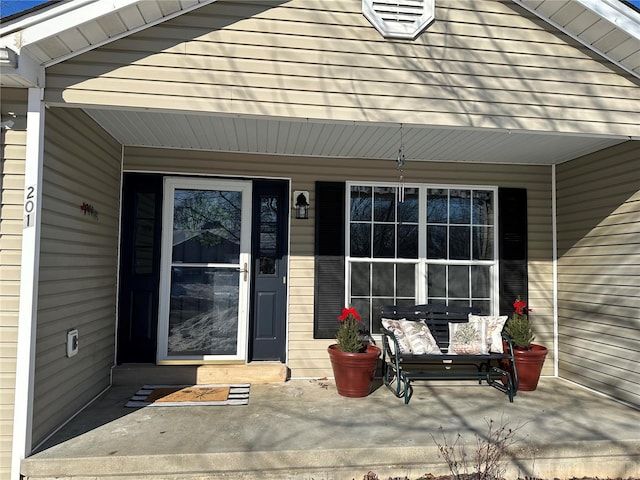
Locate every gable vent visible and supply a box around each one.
[363,0,435,39]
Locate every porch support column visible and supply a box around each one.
[552,164,559,377]
[11,87,45,480]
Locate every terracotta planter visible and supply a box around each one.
[513,343,548,391]
[327,344,381,398]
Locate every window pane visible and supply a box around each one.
[428,264,446,298]
[449,189,471,224]
[398,187,419,222]
[398,224,418,258]
[472,299,491,314]
[172,189,242,264]
[427,188,447,223]
[397,263,415,297]
[427,225,447,259]
[350,224,371,257]
[471,265,490,298]
[372,263,394,296]
[168,266,238,356]
[473,226,494,260]
[473,190,493,225]
[449,225,470,260]
[373,224,395,258]
[372,297,394,333]
[351,186,372,221]
[351,297,370,330]
[448,265,469,299]
[258,195,278,275]
[134,192,156,275]
[351,262,370,296]
[374,187,396,222]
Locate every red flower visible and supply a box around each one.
[338,307,361,322]
[513,298,531,316]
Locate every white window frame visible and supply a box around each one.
[345,181,499,330]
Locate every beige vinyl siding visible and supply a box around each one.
[124,146,555,378]
[0,88,27,480]
[31,108,122,446]
[44,1,640,138]
[556,141,640,407]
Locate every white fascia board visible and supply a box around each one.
[0,0,95,36]
[576,0,640,42]
[4,0,144,46]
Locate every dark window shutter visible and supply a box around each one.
[498,187,528,316]
[314,182,346,338]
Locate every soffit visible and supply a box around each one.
[0,0,216,87]
[514,0,640,80]
[85,108,626,165]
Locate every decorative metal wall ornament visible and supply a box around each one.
[81,202,98,219]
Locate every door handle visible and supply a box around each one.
[238,262,248,281]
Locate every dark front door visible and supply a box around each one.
[250,180,289,362]
[117,174,162,363]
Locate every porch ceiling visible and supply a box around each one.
[85,108,627,164]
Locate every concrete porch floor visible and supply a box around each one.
[22,377,640,480]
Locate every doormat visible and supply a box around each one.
[125,384,250,407]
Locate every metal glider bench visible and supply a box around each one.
[380,304,518,404]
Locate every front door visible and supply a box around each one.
[250,180,288,362]
[157,178,252,362]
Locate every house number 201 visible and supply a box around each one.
[24,185,36,228]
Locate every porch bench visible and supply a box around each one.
[380,304,518,404]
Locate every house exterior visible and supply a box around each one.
[1,1,639,479]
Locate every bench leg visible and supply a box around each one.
[402,373,414,405]
[486,365,516,403]
[382,361,414,404]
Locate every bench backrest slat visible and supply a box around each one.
[381,304,480,349]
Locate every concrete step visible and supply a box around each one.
[112,363,289,385]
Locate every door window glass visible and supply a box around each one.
[172,189,242,264]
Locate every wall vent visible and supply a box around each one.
[363,0,435,39]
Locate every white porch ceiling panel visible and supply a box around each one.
[85,109,625,164]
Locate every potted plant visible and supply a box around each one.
[327,306,381,397]
[503,296,547,391]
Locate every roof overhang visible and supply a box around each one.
[0,0,217,87]
[513,0,640,80]
[1,1,638,164]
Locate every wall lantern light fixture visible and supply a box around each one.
[294,190,310,219]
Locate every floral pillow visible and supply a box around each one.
[448,320,488,355]
[381,318,412,354]
[398,320,442,355]
[468,314,509,353]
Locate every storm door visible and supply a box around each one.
[157,178,252,362]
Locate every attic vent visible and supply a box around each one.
[363,0,435,39]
